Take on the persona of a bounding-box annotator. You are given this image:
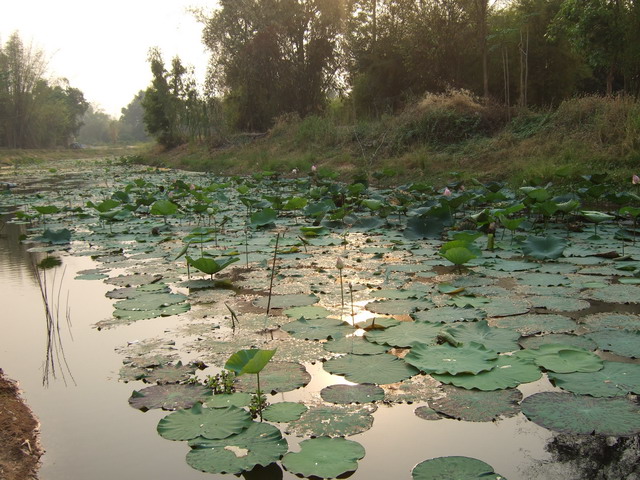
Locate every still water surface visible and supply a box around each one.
[1,215,563,480]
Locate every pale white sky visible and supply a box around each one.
[0,1,216,117]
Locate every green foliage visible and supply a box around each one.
[204,371,236,395]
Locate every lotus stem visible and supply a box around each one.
[266,233,280,317]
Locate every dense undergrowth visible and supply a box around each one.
[136,92,640,188]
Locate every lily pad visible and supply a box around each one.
[128,384,212,411]
[412,306,485,323]
[114,292,188,311]
[441,320,521,353]
[521,235,567,260]
[548,361,640,397]
[404,342,498,375]
[579,313,640,332]
[234,361,311,394]
[143,361,197,384]
[323,353,419,384]
[283,305,331,319]
[287,404,376,437]
[432,355,542,391]
[491,314,576,335]
[365,298,432,315]
[430,386,522,422]
[365,321,442,348]
[282,317,352,340]
[412,456,505,480]
[262,402,308,423]
[482,297,530,317]
[414,406,443,421]
[521,392,640,436]
[187,421,288,475]
[586,329,640,358]
[518,334,597,351]
[253,293,319,310]
[532,345,603,373]
[323,336,389,355]
[528,295,590,312]
[320,384,385,404]
[207,393,253,408]
[581,284,640,304]
[157,404,252,441]
[282,437,366,479]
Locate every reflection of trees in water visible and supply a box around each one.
[547,433,640,479]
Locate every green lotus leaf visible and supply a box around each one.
[430,385,522,422]
[518,334,597,351]
[491,314,576,335]
[283,196,308,210]
[355,317,401,330]
[370,288,424,299]
[517,273,570,287]
[114,292,188,311]
[104,273,163,287]
[441,320,521,353]
[320,384,385,404]
[281,317,352,340]
[262,402,308,422]
[253,293,319,309]
[323,336,388,355]
[225,349,276,376]
[365,298,433,315]
[186,255,239,275]
[150,199,178,216]
[581,285,640,304]
[36,228,72,244]
[414,406,443,421]
[521,392,640,436]
[533,345,603,373]
[187,421,288,474]
[586,329,640,358]
[412,306,485,323]
[34,205,61,215]
[234,361,310,393]
[283,305,331,319]
[481,297,530,317]
[282,437,366,479]
[579,313,640,332]
[441,246,477,266]
[521,235,567,260]
[548,361,640,397]
[323,353,418,384]
[528,295,590,312]
[581,210,615,223]
[288,404,376,437]
[364,321,442,348]
[143,361,196,384]
[128,384,212,411]
[157,404,252,441]
[207,393,252,408]
[250,208,277,227]
[412,456,505,480]
[404,342,498,375]
[432,355,542,391]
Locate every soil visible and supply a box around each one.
[0,369,41,480]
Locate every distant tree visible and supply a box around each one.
[0,33,88,148]
[78,104,114,144]
[119,91,150,143]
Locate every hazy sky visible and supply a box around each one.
[1,1,215,117]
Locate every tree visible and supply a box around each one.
[201,0,344,130]
[551,0,627,95]
[118,91,150,144]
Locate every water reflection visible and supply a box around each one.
[545,433,640,479]
[34,262,75,387]
[0,215,75,386]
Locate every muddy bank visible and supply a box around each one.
[0,369,42,480]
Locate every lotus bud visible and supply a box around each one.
[633,175,640,185]
[336,257,345,270]
[443,187,452,197]
[311,165,317,173]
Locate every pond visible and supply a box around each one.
[0,158,639,479]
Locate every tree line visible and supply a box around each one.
[0,32,88,148]
[143,0,640,148]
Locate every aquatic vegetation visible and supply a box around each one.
[6,159,640,478]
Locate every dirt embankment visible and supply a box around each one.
[0,369,41,480]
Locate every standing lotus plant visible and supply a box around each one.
[224,349,276,421]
